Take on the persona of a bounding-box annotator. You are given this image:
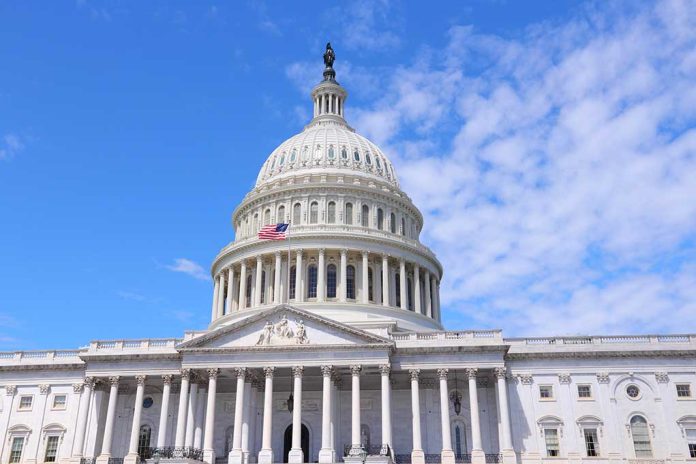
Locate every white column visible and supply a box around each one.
[274,252,282,304]
[467,368,484,464]
[495,367,516,463]
[241,379,252,461]
[339,250,347,302]
[350,365,362,452]
[399,260,407,310]
[124,375,146,464]
[295,250,303,302]
[318,366,334,463]
[410,369,424,464]
[175,370,191,448]
[211,275,220,321]
[239,261,248,309]
[254,256,263,306]
[414,264,422,314]
[185,382,198,448]
[361,251,369,304]
[258,368,275,464]
[157,375,172,448]
[438,369,455,464]
[97,377,120,463]
[72,378,94,457]
[434,279,441,320]
[318,248,326,302]
[380,365,392,454]
[424,270,432,318]
[382,254,390,306]
[194,386,206,450]
[288,366,304,463]
[217,274,226,317]
[229,368,246,464]
[203,369,219,464]
[225,267,235,316]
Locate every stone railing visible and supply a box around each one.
[507,334,696,346]
[88,338,182,353]
[391,330,503,347]
[0,350,83,366]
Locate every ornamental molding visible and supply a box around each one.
[379,364,391,376]
[321,365,333,377]
[596,372,610,384]
[558,373,572,384]
[465,368,478,379]
[72,383,84,394]
[654,372,669,383]
[409,369,420,381]
[494,367,507,379]
[234,367,248,379]
[255,315,309,346]
[436,368,448,380]
[292,366,304,378]
[350,365,362,376]
[162,374,173,385]
[516,374,534,385]
[108,376,120,386]
[39,384,50,395]
[5,385,17,396]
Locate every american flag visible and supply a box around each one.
[258,223,289,240]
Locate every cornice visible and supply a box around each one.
[505,348,696,360]
[0,363,85,372]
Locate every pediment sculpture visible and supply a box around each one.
[256,315,310,346]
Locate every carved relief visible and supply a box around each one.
[256,315,310,346]
[596,372,610,384]
[558,373,571,384]
[39,384,50,395]
[655,372,669,383]
[5,385,16,396]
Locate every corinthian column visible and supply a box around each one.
[71,377,94,458]
[318,249,326,302]
[255,256,263,306]
[350,365,362,454]
[157,375,172,448]
[124,375,146,464]
[203,369,219,464]
[226,267,235,315]
[229,368,247,464]
[361,251,369,303]
[96,377,120,464]
[399,260,407,310]
[318,366,334,463]
[495,367,516,464]
[238,261,248,309]
[274,252,282,304]
[410,369,424,464]
[175,370,191,449]
[258,367,275,464]
[438,369,454,464]
[413,264,422,314]
[288,366,304,464]
[295,250,304,302]
[380,365,392,455]
[424,270,432,317]
[340,250,347,302]
[382,254,390,307]
[211,275,220,321]
[467,368,485,464]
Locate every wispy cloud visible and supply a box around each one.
[164,258,210,281]
[117,291,148,302]
[0,134,24,161]
[328,0,696,335]
[333,0,401,52]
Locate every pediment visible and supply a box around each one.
[178,305,393,351]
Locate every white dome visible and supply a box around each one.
[255,119,399,188]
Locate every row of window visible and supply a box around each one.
[538,383,692,401]
[9,435,59,463]
[264,144,395,181]
[14,394,67,411]
[238,201,419,239]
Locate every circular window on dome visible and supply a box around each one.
[143,397,154,409]
[328,145,335,160]
[353,149,360,162]
[302,146,310,161]
[365,153,372,165]
[279,152,286,165]
[341,147,348,159]
[314,145,323,160]
[626,384,641,399]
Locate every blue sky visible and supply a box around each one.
[1,0,694,350]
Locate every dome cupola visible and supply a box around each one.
[210,44,443,334]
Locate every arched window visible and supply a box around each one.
[345,203,353,225]
[368,268,374,302]
[353,149,360,162]
[631,416,652,458]
[407,278,414,311]
[341,147,348,159]
[390,213,396,233]
[377,208,384,230]
[293,203,301,225]
[401,217,406,235]
[289,266,296,300]
[375,156,382,169]
[279,152,286,165]
[290,149,297,163]
[361,424,371,448]
[395,273,401,307]
[328,145,335,159]
[277,205,285,223]
[365,153,372,165]
[137,425,151,458]
[246,275,253,307]
[263,209,271,225]
[270,156,276,170]
[260,271,266,304]
[224,426,234,455]
[310,202,319,224]
[253,213,259,232]
[452,421,468,457]
[346,265,356,299]
[302,146,309,161]
[361,205,369,227]
[327,264,337,298]
[307,264,318,298]
[327,202,336,224]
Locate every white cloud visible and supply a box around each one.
[338,0,696,335]
[335,0,401,52]
[0,134,24,161]
[165,258,210,281]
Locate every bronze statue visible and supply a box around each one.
[323,42,335,68]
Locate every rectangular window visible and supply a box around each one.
[544,429,560,457]
[52,395,67,409]
[687,429,696,458]
[676,384,692,398]
[18,395,33,410]
[539,385,554,399]
[578,384,592,399]
[44,435,59,462]
[584,428,600,457]
[10,437,24,463]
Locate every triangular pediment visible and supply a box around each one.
[177,305,393,351]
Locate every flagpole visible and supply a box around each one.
[286,222,291,304]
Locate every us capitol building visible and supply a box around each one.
[1,45,695,464]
